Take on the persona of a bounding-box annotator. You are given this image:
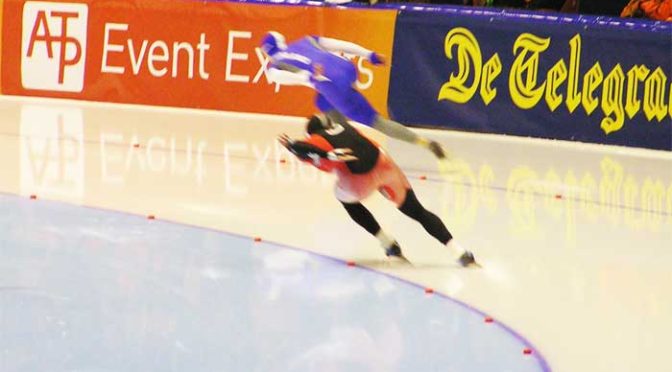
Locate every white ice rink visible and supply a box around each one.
[0,95,671,371]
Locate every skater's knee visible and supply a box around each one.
[399,190,426,220]
[341,201,362,213]
[340,201,381,236]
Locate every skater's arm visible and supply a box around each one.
[315,37,371,57]
[278,134,357,167]
[266,67,313,87]
[282,138,330,161]
[315,37,385,65]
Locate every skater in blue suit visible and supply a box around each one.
[260,31,448,161]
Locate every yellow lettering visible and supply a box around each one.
[599,157,623,223]
[478,165,498,212]
[623,176,642,230]
[509,33,550,109]
[566,34,582,113]
[507,166,540,236]
[643,67,668,122]
[669,82,672,119]
[436,159,478,231]
[544,169,562,217]
[580,172,598,220]
[564,170,578,245]
[641,178,665,227]
[439,28,482,104]
[545,60,567,112]
[582,63,603,115]
[625,65,650,119]
[480,53,502,105]
[601,65,625,134]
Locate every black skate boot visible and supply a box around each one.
[457,251,478,267]
[385,241,410,263]
[428,141,447,160]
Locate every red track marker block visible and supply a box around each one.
[254,237,262,242]
[523,348,533,355]
[29,195,37,200]
[279,159,287,164]
[484,317,494,323]
[424,288,434,294]
[133,143,140,148]
[419,175,427,180]
[554,194,563,199]
[346,261,356,267]
[147,215,155,220]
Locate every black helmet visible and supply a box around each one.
[306,114,333,134]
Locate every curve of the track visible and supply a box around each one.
[0,193,549,372]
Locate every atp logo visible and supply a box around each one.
[21,2,88,92]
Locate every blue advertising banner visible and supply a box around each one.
[388,8,672,151]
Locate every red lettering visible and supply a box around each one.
[26,10,82,84]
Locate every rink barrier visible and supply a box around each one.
[1,0,670,151]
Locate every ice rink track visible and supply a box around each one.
[0,95,671,372]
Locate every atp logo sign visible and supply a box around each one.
[21,2,88,92]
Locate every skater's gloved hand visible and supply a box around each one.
[327,148,358,162]
[277,133,294,148]
[368,52,386,66]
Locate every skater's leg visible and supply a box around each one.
[341,201,380,236]
[313,95,350,132]
[315,82,447,160]
[372,117,447,159]
[318,87,425,148]
[324,110,349,126]
[340,201,403,257]
[315,93,335,115]
[313,81,378,126]
[397,189,473,263]
[370,116,422,144]
[398,189,453,245]
[315,94,351,131]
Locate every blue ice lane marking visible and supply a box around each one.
[0,194,548,371]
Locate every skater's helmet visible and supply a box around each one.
[261,31,287,57]
[306,114,334,134]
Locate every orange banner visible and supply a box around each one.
[1,0,396,117]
